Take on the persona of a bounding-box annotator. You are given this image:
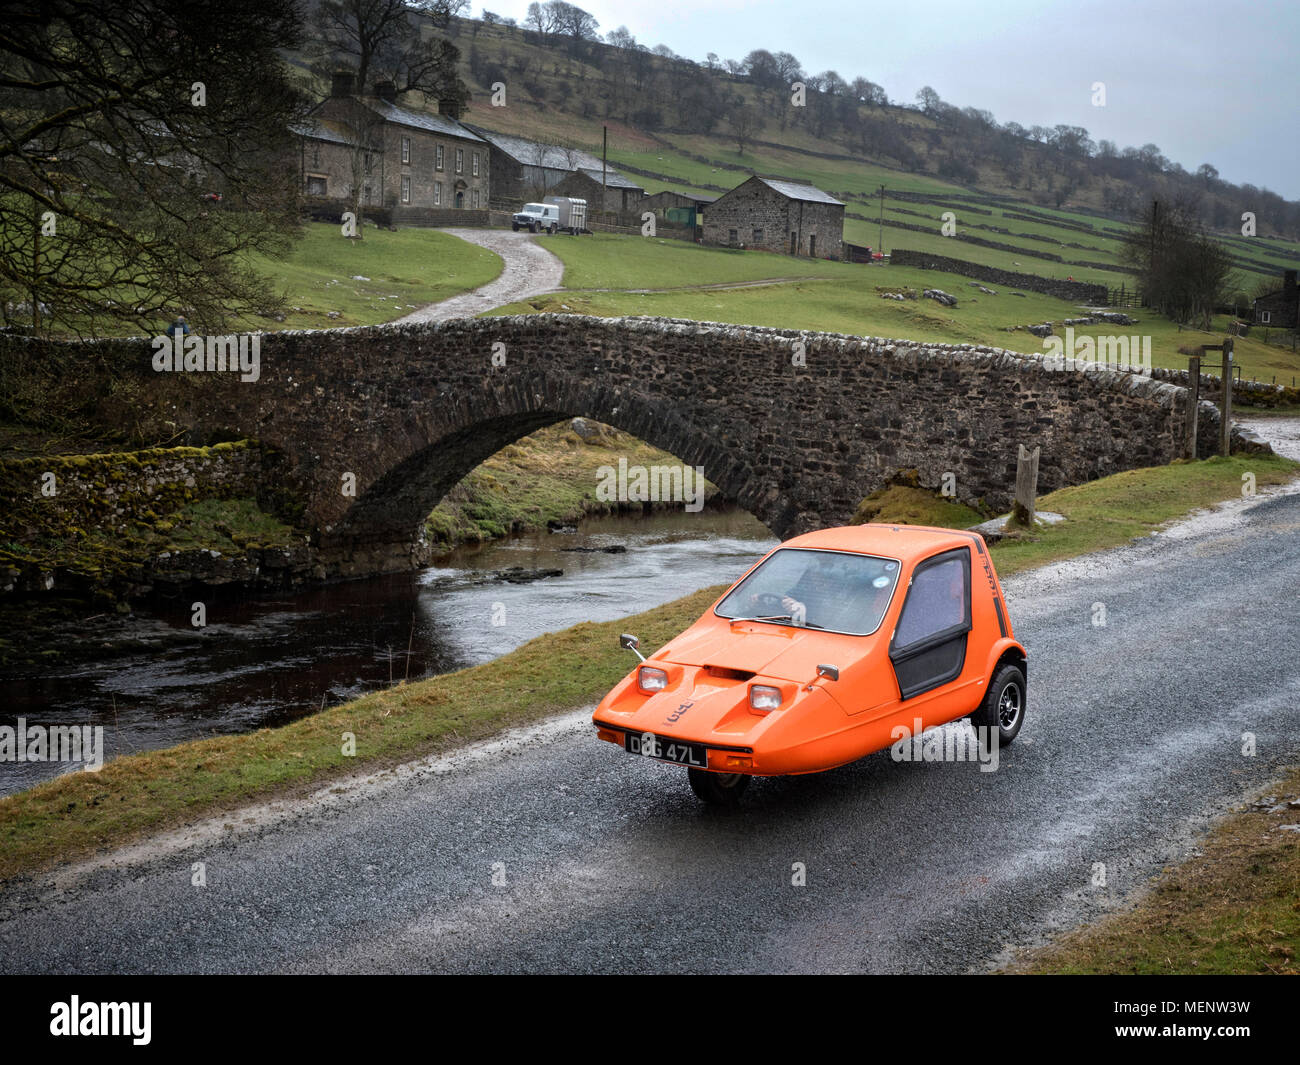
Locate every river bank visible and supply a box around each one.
[1,507,774,796]
[0,418,724,667]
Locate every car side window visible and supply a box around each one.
[892,553,970,649]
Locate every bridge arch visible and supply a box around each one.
[4,314,1223,577]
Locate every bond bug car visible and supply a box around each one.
[592,524,1027,805]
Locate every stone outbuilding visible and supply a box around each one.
[1253,269,1299,330]
[702,176,844,259]
[461,124,643,210]
[552,167,646,213]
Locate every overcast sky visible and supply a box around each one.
[494,0,1299,200]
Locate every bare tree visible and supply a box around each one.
[311,0,469,238]
[725,99,760,155]
[1122,198,1233,328]
[0,0,306,335]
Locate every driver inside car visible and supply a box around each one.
[748,555,842,628]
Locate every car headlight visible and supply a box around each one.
[749,684,783,712]
[637,666,668,693]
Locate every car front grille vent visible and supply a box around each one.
[703,665,756,682]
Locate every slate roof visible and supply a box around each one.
[752,176,844,206]
[463,125,603,170]
[292,118,356,147]
[361,99,484,142]
[577,167,644,190]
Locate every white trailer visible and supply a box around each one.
[544,196,587,235]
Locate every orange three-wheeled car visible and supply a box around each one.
[592,524,1027,804]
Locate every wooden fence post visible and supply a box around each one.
[1186,354,1200,459]
[1220,339,1233,458]
[1010,444,1041,528]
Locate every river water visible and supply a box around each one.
[1,508,776,796]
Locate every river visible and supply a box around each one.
[0,508,776,796]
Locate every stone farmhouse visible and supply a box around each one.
[296,74,489,223]
[1253,269,1299,330]
[460,125,644,211]
[703,176,845,259]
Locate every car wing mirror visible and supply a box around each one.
[619,633,646,662]
[805,663,839,691]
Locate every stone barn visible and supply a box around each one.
[551,167,647,213]
[462,125,642,210]
[1253,269,1299,330]
[703,176,844,259]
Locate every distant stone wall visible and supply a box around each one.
[389,206,491,227]
[889,249,1109,304]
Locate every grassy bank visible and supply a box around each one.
[0,443,299,607]
[426,420,718,545]
[238,223,502,331]
[0,584,726,881]
[1010,764,1300,974]
[1,450,1295,880]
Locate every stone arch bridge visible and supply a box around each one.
[16,315,1223,574]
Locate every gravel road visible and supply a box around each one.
[1,467,1298,974]
[394,228,564,323]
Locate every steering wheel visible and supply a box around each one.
[750,591,786,614]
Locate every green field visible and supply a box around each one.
[237,222,503,331]
[490,235,1300,381]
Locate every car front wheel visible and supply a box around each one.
[970,662,1025,749]
[687,768,750,806]
[511,222,520,231]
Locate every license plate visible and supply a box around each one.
[624,731,708,768]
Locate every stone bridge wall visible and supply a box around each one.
[0,316,1219,576]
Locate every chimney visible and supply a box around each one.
[1284,269,1298,292]
[438,96,463,120]
[373,81,397,103]
[330,71,354,98]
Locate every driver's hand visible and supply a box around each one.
[781,595,803,616]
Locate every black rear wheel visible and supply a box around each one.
[970,662,1025,749]
[687,768,750,806]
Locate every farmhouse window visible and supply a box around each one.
[753,228,763,243]
[472,189,480,208]
[473,152,480,177]
[401,175,411,204]
[306,175,327,196]
[455,148,464,173]
[436,145,444,171]
[729,228,738,243]
[434,181,442,206]
[401,136,410,164]
[1261,310,1272,323]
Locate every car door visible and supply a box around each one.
[888,548,972,700]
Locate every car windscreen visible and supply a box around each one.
[714,548,901,636]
